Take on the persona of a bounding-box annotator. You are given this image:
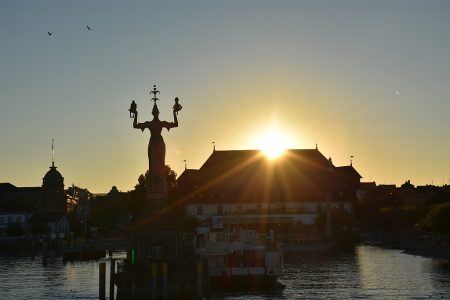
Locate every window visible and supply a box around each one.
[0,217,3,224]
[7,217,13,224]
[217,205,223,215]
[16,216,22,224]
[237,204,242,214]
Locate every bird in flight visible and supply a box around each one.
[86,25,92,30]
[48,31,52,36]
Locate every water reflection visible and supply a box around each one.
[281,249,363,299]
[0,247,449,299]
[357,246,450,299]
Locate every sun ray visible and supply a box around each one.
[254,126,293,159]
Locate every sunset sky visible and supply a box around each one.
[1,1,449,193]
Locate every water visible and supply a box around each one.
[0,246,449,299]
[0,252,126,300]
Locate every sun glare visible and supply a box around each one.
[257,127,290,159]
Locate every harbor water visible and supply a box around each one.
[0,245,449,299]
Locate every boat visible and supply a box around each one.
[194,227,284,292]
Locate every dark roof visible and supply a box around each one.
[335,166,362,179]
[28,212,65,223]
[43,164,63,183]
[1,187,42,200]
[359,182,377,190]
[0,183,17,195]
[177,169,200,184]
[0,201,36,212]
[178,149,362,202]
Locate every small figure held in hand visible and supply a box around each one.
[173,97,182,115]
[129,100,137,118]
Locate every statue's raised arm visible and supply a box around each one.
[132,107,147,132]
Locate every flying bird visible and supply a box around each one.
[86,25,92,30]
[48,31,52,36]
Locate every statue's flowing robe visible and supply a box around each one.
[136,120,172,198]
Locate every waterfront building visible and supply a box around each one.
[0,162,67,213]
[0,209,34,239]
[28,212,70,240]
[177,148,361,241]
[0,161,69,239]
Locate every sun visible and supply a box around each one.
[256,127,291,159]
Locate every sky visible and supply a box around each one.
[1,0,449,193]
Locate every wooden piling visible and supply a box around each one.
[196,260,203,300]
[162,262,168,300]
[99,262,106,300]
[42,242,48,265]
[109,259,115,300]
[152,262,158,300]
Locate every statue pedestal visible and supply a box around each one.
[147,192,168,214]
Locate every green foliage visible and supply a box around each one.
[421,202,450,236]
[331,209,353,229]
[134,166,177,190]
[378,206,427,229]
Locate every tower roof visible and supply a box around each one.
[43,162,64,183]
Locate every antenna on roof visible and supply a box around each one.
[212,141,215,152]
[350,155,354,166]
[184,159,187,170]
[315,141,318,150]
[51,138,55,167]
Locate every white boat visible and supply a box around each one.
[194,228,284,291]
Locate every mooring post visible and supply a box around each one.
[42,242,48,265]
[110,259,115,300]
[205,259,211,300]
[162,262,168,299]
[196,260,203,300]
[99,262,106,300]
[152,262,158,300]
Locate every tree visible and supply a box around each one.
[134,166,177,190]
[129,166,178,219]
[421,202,450,236]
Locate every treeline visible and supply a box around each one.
[355,188,450,236]
[72,166,182,238]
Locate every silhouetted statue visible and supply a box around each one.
[131,85,179,202]
[129,100,137,118]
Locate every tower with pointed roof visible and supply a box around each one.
[42,141,66,212]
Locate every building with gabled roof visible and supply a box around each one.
[177,148,361,225]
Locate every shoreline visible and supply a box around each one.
[359,229,450,261]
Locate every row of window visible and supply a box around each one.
[0,216,23,224]
[195,203,347,215]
